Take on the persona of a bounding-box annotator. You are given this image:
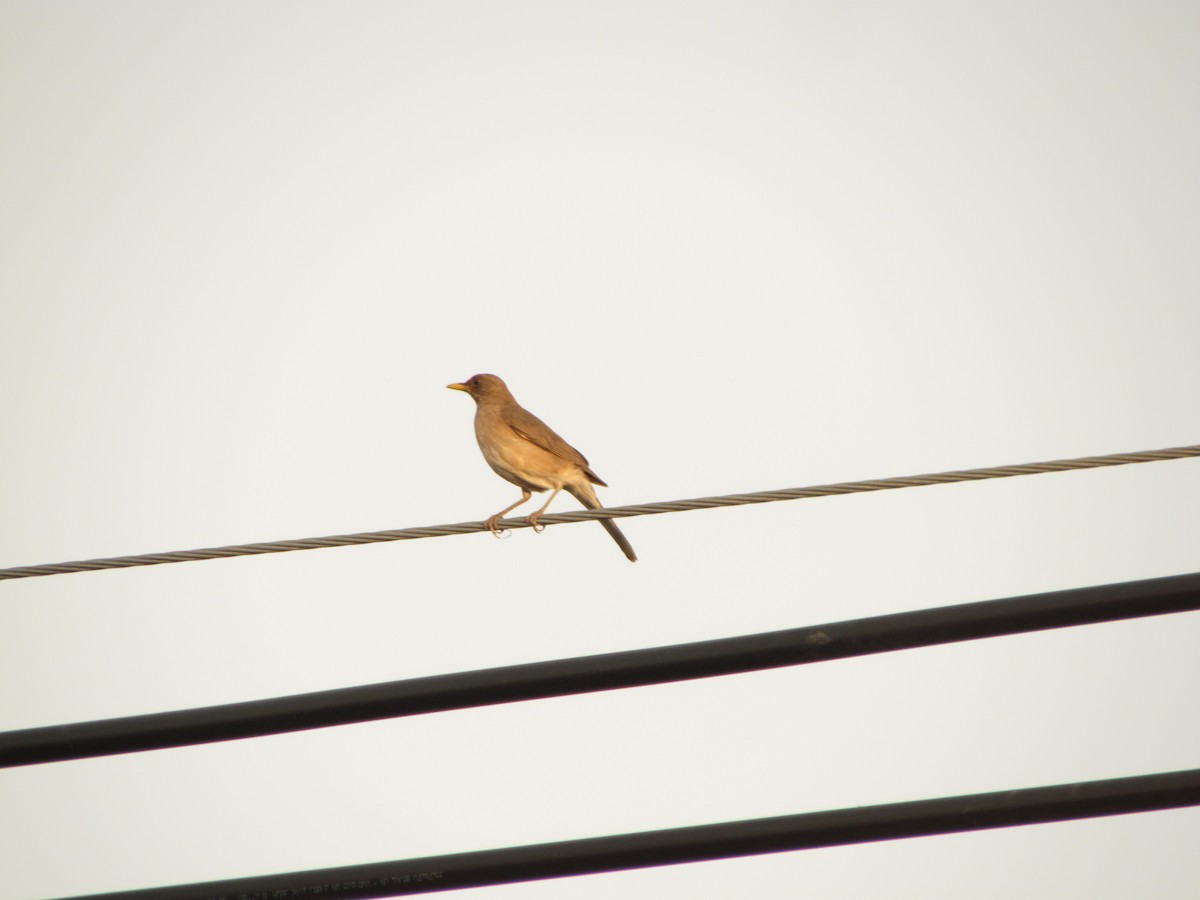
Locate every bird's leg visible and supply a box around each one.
[485,490,532,537]
[526,488,562,533]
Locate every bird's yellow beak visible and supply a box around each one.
[447,383,469,392]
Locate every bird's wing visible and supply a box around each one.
[503,404,590,467]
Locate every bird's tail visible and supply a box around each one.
[568,486,637,563]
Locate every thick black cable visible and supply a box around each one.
[56,768,1200,899]
[3,572,1197,768]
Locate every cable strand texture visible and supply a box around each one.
[2,444,1197,581]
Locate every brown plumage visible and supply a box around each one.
[447,374,637,562]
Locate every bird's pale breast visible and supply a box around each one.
[474,407,577,492]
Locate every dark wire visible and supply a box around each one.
[54,768,1200,899]
[4,571,1197,768]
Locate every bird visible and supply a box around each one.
[447,374,637,562]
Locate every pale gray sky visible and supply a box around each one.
[2,2,1199,898]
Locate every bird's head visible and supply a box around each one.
[447,373,509,402]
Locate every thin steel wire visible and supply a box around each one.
[2,444,1197,581]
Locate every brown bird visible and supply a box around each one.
[447,374,637,562]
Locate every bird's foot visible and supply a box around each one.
[526,512,545,534]
[484,515,507,538]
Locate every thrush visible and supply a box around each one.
[447,374,637,562]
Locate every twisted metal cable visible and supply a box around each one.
[2,444,1197,581]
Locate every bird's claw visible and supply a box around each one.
[485,516,508,539]
[527,514,545,534]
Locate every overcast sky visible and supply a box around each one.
[2,2,1199,898]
